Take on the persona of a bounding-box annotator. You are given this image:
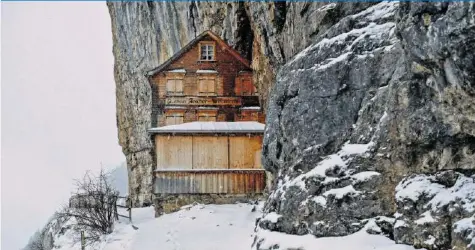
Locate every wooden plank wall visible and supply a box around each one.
[156,136,192,169]
[229,136,263,169]
[154,170,266,194]
[156,134,262,170]
[154,134,265,194]
[192,136,228,169]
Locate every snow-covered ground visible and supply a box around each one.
[54,203,421,250]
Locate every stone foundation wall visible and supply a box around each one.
[153,193,263,216]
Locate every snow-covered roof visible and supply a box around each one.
[149,122,265,134]
[196,107,219,110]
[240,106,261,110]
[164,106,188,110]
[196,69,218,74]
[167,69,186,73]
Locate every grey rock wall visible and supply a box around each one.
[258,2,475,249]
[107,1,475,249]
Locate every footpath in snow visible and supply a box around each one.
[56,203,421,250]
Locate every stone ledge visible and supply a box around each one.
[153,193,263,217]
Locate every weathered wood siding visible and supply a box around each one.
[192,136,228,169]
[154,170,266,194]
[229,136,263,169]
[154,134,265,194]
[156,136,192,169]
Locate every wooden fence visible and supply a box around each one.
[114,196,132,222]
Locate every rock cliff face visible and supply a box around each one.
[107,1,372,206]
[107,1,475,249]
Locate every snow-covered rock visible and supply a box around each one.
[394,171,475,250]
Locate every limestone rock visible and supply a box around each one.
[258,1,474,249]
[107,2,475,250]
[394,171,475,249]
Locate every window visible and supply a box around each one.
[198,79,216,96]
[165,113,184,125]
[240,78,256,96]
[166,79,184,96]
[199,42,215,61]
[198,114,217,122]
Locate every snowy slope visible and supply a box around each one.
[53,203,422,250]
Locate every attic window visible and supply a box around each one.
[199,42,215,61]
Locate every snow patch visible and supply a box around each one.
[415,211,437,225]
[196,69,218,74]
[351,171,381,182]
[423,235,436,246]
[394,220,407,229]
[262,212,282,223]
[323,185,361,199]
[312,196,327,207]
[395,174,475,212]
[340,142,374,156]
[453,215,475,248]
[254,228,420,250]
[168,69,186,73]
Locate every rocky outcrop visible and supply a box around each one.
[394,171,475,249]
[107,1,475,249]
[257,1,475,249]
[260,1,403,238]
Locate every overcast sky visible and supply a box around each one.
[2,3,125,249]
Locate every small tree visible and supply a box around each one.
[23,230,44,250]
[59,169,119,244]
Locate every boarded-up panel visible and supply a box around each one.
[192,136,228,169]
[229,136,263,169]
[155,135,192,169]
[154,170,266,194]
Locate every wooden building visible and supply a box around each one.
[147,30,265,127]
[149,122,266,195]
[146,31,267,213]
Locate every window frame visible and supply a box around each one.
[238,77,256,96]
[197,77,217,96]
[198,42,216,61]
[165,113,184,125]
[198,114,217,122]
[197,109,218,122]
[165,78,184,96]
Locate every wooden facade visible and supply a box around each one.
[147,31,266,198]
[149,122,266,195]
[147,30,265,127]
[154,134,263,170]
[153,132,265,194]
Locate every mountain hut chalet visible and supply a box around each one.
[146,31,267,214]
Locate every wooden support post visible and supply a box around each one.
[81,230,85,250]
[114,197,118,221]
[128,198,132,223]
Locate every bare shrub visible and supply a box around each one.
[58,169,119,244]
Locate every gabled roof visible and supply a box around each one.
[146,30,251,77]
[148,121,265,134]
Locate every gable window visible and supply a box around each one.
[199,42,215,61]
[165,113,184,125]
[166,79,184,96]
[198,78,216,96]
